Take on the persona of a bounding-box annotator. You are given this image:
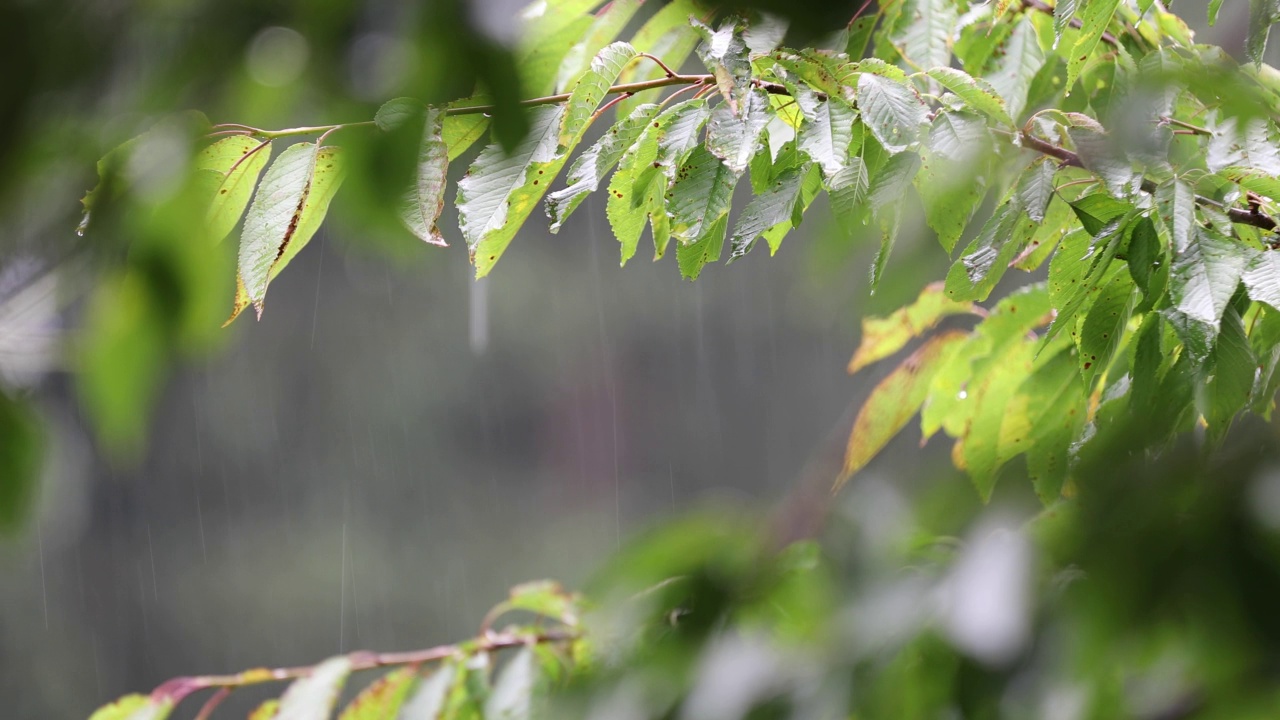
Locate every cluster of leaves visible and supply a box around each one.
[89,581,585,720]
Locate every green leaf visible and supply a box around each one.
[705,87,772,175]
[648,99,712,187]
[677,213,729,280]
[668,145,738,245]
[555,0,644,92]
[401,108,449,246]
[986,17,1045,122]
[915,111,990,251]
[1017,158,1057,223]
[559,42,640,148]
[276,656,354,720]
[1072,191,1131,236]
[0,391,39,534]
[374,97,423,132]
[829,156,871,236]
[442,100,493,161]
[457,105,574,278]
[607,114,661,265]
[338,667,418,720]
[502,580,581,625]
[1243,250,1280,309]
[692,17,753,112]
[1205,305,1255,439]
[1167,225,1249,359]
[856,73,927,153]
[1209,0,1226,24]
[1247,0,1280,65]
[1054,0,1080,48]
[484,647,539,720]
[798,97,857,177]
[1206,117,1280,175]
[1077,268,1136,386]
[237,142,347,316]
[868,151,922,288]
[1045,212,1136,344]
[616,0,701,113]
[728,165,808,260]
[248,700,280,720]
[1222,165,1280,202]
[1127,213,1167,306]
[1068,0,1120,88]
[962,338,1038,499]
[400,664,456,720]
[893,0,956,71]
[848,282,979,373]
[195,136,271,244]
[944,202,1037,301]
[546,103,660,231]
[924,67,1014,127]
[838,330,969,490]
[1016,345,1088,504]
[88,695,173,720]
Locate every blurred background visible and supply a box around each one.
[0,0,1275,718]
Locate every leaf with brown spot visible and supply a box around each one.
[195,135,271,244]
[337,667,418,720]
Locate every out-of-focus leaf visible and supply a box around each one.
[944,202,1036,301]
[1205,305,1255,441]
[1247,0,1280,65]
[848,282,978,374]
[0,391,40,534]
[985,17,1044,122]
[375,98,424,132]
[276,656,353,720]
[495,580,582,626]
[400,108,449,246]
[555,0,643,92]
[869,151,922,289]
[838,330,969,489]
[829,156,871,236]
[547,103,660,231]
[1016,345,1088,503]
[236,143,347,317]
[338,667,418,720]
[1066,119,1136,198]
[248,700,280,720]
[915,111,989,251]
[893,0,956,71]
[195,136,271,244]
[1054,0,1080,47]
[399,664,456,720]
[87,695,173,720]
[484,647,539,720]
[616,0,702,113]
[856,73,926,153]
[962,338,1037,500]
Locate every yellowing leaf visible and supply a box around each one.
[337,667,418,720]
[195,135,271,244]
[88,695,173,720]
[838,330,969,489]
[848,282,978,374]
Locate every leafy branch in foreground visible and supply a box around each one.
[90,582,584,720]
[75,0,1280,501]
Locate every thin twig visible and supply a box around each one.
[1161,115,1213,136]
[637,52,679,78]
[192,687,229,720]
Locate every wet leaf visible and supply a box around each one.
[275,656,353,720]
[337,667,418,720]
[88,695,173,720]
[856,73,926,153]
[195,135,271,244]
[400,108,449,246]
[848,282,978,374]
[546,103,659,231]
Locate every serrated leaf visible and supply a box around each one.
[458,105,581,278]
[607,113,662,265]
[1222,166,1280,201]
[1207,117,1280,175]
[338,667,418,720]
[1045,213,1135,344]
[945,202,1036,301]
[276,656,353,720]
[925,67,1014,127]
[798,97,856,177]
[1068,0,1120,88]
[770,51,855,104]
[1168,225,1249,359]
[546,103,660,231]
[705,87,771,174]
[400,108,449,246]
[649,99,712,187]
[559,42,640,147]
[894,0,956,71]
[1205,305,1255,439]
[728,165,807,260]
[668,145,738,244]
[1247,0,1280,66]
[484,647,539,720]
[1016,345,1087,503]
[848,282,979,373]
[1244,250,1280,309]
[744,11,789,53]
[442,101,492,161]
[916,111,990,250]
[1017,158,1057,222]
[195,135,271,244]
[829,156,871,235]
[677,212,728,279]
[236,142,347,317]
[1077,268,1136,386]
[869,151,922,288]
[88,695,173,720]
[692,17,753,112]
[986,17,1045,122]
[838,330,969,489]
[1072,191,1131,236]
[400,664,457,720]
[857,73,926,153]
[1054,0,1080,48]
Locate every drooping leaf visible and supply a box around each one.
[400,108,449,246]
[1247,0,1280,66]
[856,73,927,153]
[484,647,540,720]
[1167,225,1249,359]
[607,113,662,265]
[868,151,922,288]
[374,97,423,132]
[1076,268,1136,386]
[798,97,857,177]
[692,17,753,112]
[1045,212,1136,344]
[457,105,572,278]
[962,338,1037,500]
[944,202,1036,301]
[676,212,729,280]
[829,156,871,236]
[1204,305,1255,440]
[985,17,1045,122]
[1067,0,1121,88]
[1017,345,1088,504]
[1054,0,1080,48]
[88,695,173,720]
[555,0,644,92]
[668,145,738,245]
[546,103,660,231]
[275,656,354,720]
[705,87,772,174]
[838,330,969,489]
[338,667,418,720]
[559,42,640,148]
[1243,250,1280,310]
[400,664,457,720]
[728,165,808,260]
[236,142,347,317]
[848,282,978,374]
[915,110,990,251]
[195,135,271,244]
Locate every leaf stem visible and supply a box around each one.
[1160,116,1214,136]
